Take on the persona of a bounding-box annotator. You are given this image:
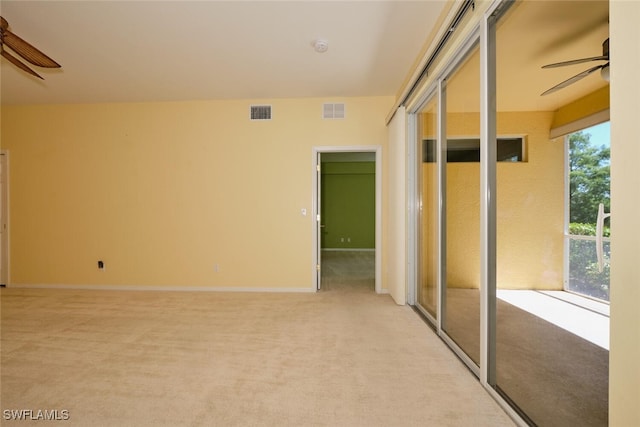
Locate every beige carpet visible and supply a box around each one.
[1,253,514,427]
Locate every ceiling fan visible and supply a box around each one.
[541,38,609,96]
[0,16,61,79]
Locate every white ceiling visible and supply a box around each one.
[0,1,447,105]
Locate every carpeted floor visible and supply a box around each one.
[319,250,376,293]
[0,252,514,427]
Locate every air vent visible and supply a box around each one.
[250,105,272,121]
[323,103,345,119]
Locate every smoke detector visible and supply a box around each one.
[312,39,329,53]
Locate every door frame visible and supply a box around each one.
[312,146,382,293]
[1,150,9,287]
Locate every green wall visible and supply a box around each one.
[321,162,375,249]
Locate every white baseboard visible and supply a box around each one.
[322,248,375,252]
[5,283,316,293]
[5,283,388,296]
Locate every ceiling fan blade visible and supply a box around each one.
[542,55,608,69]
[2,29,61,68]
[1,48,43,79]
[541,64,603,96]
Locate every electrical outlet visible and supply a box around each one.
[97,260,105,270]
[340,237,344,242]
[347,237,351,243]
[214,264,220,272]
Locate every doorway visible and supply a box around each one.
[312,146,382,293]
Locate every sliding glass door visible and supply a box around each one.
[415,40,481,371]
[490,1,609,425]
[441,43,481,368]
[416,96,439,321]
[411,0,610,424]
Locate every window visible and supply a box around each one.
[422,137,525,162]
[565,121,611,301]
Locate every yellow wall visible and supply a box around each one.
[422,110,563,290]
[497,111,564,289]
[1,96,393,289]
[551,85,609,131]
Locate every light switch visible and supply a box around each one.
[301,208,307,216]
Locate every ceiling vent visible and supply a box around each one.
[250,105,272,121]
[323,103,345,119]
